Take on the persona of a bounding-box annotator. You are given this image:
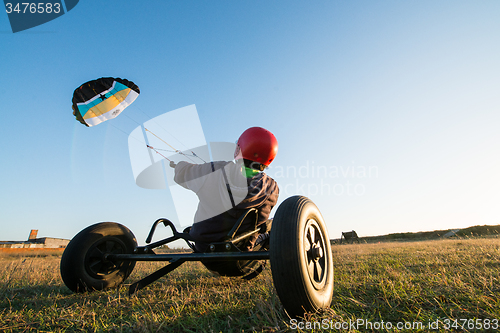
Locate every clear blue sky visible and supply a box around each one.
[1,1,499,245]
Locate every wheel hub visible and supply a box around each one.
[309,244,324,261]
[85,237,126,278]
[304,219,328,289]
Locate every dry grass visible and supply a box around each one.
[0,238,499,332]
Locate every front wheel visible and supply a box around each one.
[60,222,137,292]
[270,196,334,317]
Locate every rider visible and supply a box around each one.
[171,127,279,253]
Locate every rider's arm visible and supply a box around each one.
[173,161,215,193]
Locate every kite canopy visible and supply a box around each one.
[72,77,140,127]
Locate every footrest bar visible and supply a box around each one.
[128,259,185,295]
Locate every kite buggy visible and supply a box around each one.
[60,195,334,318]
[64,77,333,317]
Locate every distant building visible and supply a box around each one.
[0,229,69,249]
[340,230,360,244]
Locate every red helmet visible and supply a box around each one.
[235,127,278,167]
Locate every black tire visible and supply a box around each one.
[270,196,334,318]
[60,222,137,293]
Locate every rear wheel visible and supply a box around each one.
[270,196,334,317]
[60,222,137,292]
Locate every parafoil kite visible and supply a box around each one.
[72,77,140,127]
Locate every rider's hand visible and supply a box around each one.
[169,161,176,168]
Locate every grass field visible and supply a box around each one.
[0,237,499,332]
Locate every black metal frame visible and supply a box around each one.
[105,208,270,295]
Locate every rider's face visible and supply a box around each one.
[234,143,242,160]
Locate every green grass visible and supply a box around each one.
[1,238,499,332]
[330,239,500,332]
